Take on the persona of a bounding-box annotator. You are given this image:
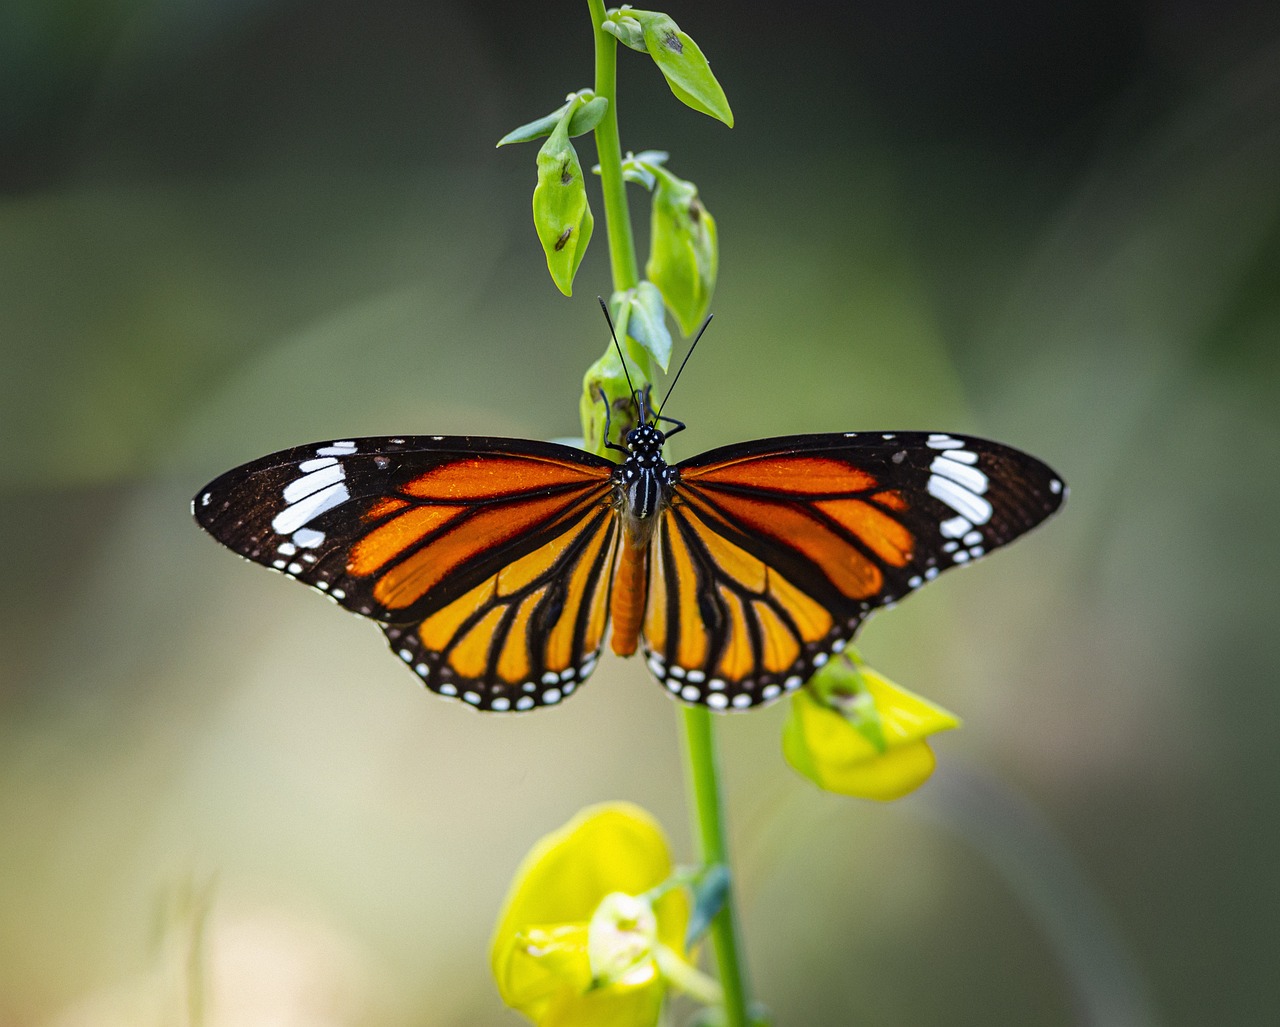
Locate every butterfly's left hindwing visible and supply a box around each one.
[194,436,617,708]
[640,431,1065,708]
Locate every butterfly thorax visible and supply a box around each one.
[613,423,678,543]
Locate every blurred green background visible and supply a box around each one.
[2,1,1278,1024]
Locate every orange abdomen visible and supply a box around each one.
[610,534,648,656]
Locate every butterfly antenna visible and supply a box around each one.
[658,313,714,417]
[597,296,639,405]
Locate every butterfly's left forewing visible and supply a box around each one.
[195,436,618,709]
[642,431,1065,709]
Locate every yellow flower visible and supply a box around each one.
[491,803,712,1027]
[782,656,961,801]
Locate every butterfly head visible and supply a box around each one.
[624,422,665,463]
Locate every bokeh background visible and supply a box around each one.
[3,1,1278,1024]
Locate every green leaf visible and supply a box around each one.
[532,117,593,296]
[646,168,718,335]
[621,281,673,372]
[616,8,734,127]
[497,93,607,146]
[569,96,609,136]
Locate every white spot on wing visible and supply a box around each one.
[283,463,345,504]
[272,482,350,535]
[927,434,965,450]
[940,448,979,465]
[317,441,357,456]
[927,475,992,525]
[930,455,988,495]
[298,456,338,473]
[940,515,972,538]
[293,527,325,548]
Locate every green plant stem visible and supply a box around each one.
[588,0,640,291]
[586,5,753,1020]
[681,705,753,1027]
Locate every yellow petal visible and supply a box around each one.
[496,923,592,1020]
[862,668,961,743]
[540,979,665,1027]
[491,804,687,1023]
[783,667,960,801]
[493,803,674,942]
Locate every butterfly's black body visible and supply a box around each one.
[613,423,679,532]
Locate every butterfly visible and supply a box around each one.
[194,389,1064,712]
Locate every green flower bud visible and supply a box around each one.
[533,116,594,296]
[646,169,717,336]
[613,8,734,127]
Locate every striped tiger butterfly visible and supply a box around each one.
[194,384,1065,713]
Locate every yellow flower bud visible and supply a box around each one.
[782,659,961,801]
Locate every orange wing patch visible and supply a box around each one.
[395,507,619,703]
[681,489,884,600]
[766,569,833,641]
[449,606,507,680]
[681,455,877,494]
[495,586,546,682]
[371,491,596,610]
[659,517,710,670]
[715,584,754,682]
[364,496,411,520]
[644,505,839,693]
[403,455,605,500]
[350,504,464,576]
[753,600,802,674]
[813,498,914,567]
[545,516,617,671]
